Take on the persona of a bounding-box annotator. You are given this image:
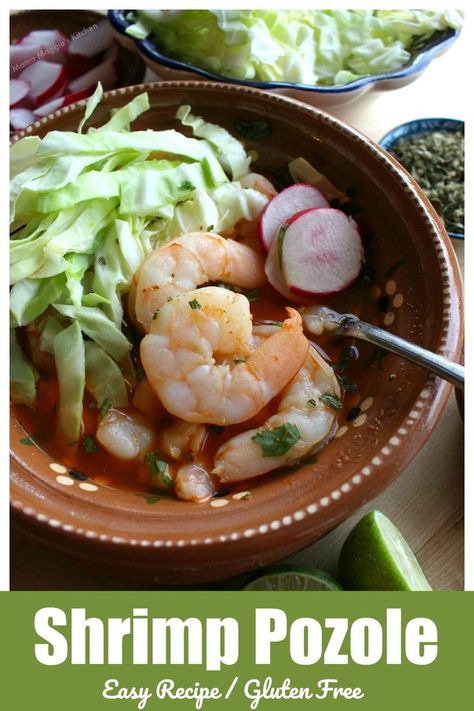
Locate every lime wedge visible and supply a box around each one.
[339,510,432,591]
[243,564,343,591]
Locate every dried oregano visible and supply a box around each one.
[391,129,464,234]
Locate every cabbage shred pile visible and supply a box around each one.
[125,9,463,86]
[10,85,269,443]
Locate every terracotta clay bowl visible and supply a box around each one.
[10,82,463,585]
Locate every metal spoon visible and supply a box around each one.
[300,306,464,390]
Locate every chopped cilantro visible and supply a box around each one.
[320,393,343,411]
[245,288,260,303]
[251,423,301,457]
[332,345,358,373]
[99,399,112,418]
[145,452,173,488]
[135,493,163,505]
[339,376,357,393]
[178,180,196,192]
[82,435,99,454]
[209,424,226,434]
[277,224,288,267]
[189,299,201,310]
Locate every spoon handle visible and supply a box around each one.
[338,316,464,389]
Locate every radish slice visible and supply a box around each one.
[10,41,44,77]
[19,60,67,107]
[33,89,92,117]
[281,208,364,297]
[259,183,329,251]
[10,108,35,131]
[10,79,30,108]
[20,30,68,62]
[264,222,310,304]
[68,57,117,93]
[67,19,113,58]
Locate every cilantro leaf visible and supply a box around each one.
[251,423,301,457]
[320,393,343,411]
[99,399,112,418]
[82,435,99,454]
[145,452,173,488]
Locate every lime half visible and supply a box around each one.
[243,564,343,591]
[339,510,432,591]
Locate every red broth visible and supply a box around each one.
[13,276,383,496]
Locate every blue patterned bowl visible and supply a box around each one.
[108,10,459,108]
[379,118,464,240]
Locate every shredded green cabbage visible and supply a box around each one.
[10,85,268,441]
[10,331,37,406]
[125,9,463,86]
[53,321,85,444]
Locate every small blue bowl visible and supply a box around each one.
[108,10,459,108]
[379,118,464,240]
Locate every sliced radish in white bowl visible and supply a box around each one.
[281,208,364,297]
[259,183,329,251]
[10,79,30,108]
[19,60,66,107]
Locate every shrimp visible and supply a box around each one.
[212,346,341,482]
[130,232,266,332]
[96,409,158,461]
[140,286,309,425]
[132,376,165,419]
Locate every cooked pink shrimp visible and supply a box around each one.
[140,286,309,425]
[130,232,266,332]
[212,345,340,482]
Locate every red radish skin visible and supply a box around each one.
[33,89,92,117]
[258,183,330,252]
[10,79,30,108]
[10,108,36,131]
[281,208,364,298]
[19,60,67,107]
[66,54,103,81]
[68,57,117,93]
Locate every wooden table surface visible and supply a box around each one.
[10,25,465,591]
